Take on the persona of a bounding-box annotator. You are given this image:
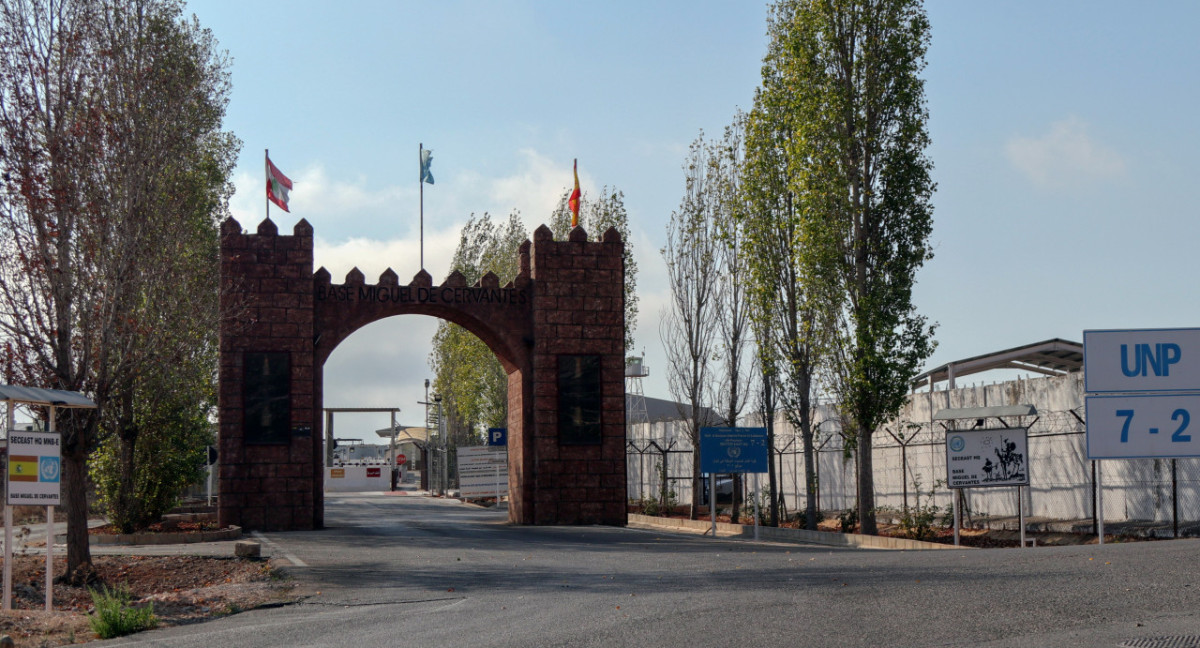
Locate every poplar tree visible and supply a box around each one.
[743,48,832,531]
[661,136,721,520]
[763,0,937,534]
[428,212,527,439]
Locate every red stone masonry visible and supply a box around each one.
[219,218,626,530]
[219,217,316,531]
[527,225,627,525]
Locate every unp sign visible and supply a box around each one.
[1084,328,1200,393]
[1085,328,1200,459]
[7,431,61,505]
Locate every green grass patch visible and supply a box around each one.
[88,584,158,639]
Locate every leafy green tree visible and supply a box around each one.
[86,0,236,535]
[766,0,937,534]
[429,212,527,441]
[743,50,832,532]
[0,0,236,576]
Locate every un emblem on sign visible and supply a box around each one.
[727,447,742,459]
[39,457,60,483]
[949,435,966,453]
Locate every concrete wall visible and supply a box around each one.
[629,371,1200,525]
[324,464,393,492]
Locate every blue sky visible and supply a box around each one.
[190,1,1200,439]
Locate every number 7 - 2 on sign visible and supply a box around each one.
[1086,394,1200,460]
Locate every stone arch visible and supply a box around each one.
[219,218,627,531]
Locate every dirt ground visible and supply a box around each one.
[630,505,1149,549]
[0,554,302,646]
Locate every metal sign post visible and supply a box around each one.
[46,406,55,612]
[1096,461,1105,545]
[700,427,769,540]
[710,473,717,537]
[945,427,1031,548]
[752,473,760,541]
[3,398,12,612]
[0,384,95,613]
[1084,328,1200,545]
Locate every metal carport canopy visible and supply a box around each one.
[912,338,1083,390]
[0,384,96,408]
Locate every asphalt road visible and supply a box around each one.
[99,492,1200,648]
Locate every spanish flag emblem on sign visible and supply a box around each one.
[9,455,38,482]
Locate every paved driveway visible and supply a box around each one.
[98,492,1200,647]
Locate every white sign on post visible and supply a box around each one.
[1084,328,1200,393]
[945,428,1029,489]
[457,446,507,498]
[1085,393,1200,459]
[6,430,61,505]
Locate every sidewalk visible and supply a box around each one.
[945,513,1200,539]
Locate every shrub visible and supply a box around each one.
[88,585,158,639]
[838,508,859,533]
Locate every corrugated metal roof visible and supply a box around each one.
[0,384,96,408]
[913,338,1083,389]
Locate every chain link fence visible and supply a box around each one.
[628,373,1200,534]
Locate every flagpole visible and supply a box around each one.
[419,142,425,270]
[265,148,270,222]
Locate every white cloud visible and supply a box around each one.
[313,228,462,286]
[448,148,587,235]
[232,149,586,243]
[1005,117,1126,188]
[230,165,417,236]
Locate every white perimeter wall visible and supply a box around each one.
[629,371,1200,524]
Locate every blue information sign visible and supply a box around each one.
[699,427,768,473]
[487,427,507,446]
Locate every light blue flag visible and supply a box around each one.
[420,148,434,185]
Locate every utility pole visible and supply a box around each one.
[419,379,438,494]
[436,394,446,496]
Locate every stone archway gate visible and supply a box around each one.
[218,217,627,530]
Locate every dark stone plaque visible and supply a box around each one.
[558,354,602,445]
[244,352,291,445]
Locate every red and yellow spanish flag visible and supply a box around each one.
[9,455,38,482]
[568,159,581,228]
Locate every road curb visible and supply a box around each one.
[628,514,960,550]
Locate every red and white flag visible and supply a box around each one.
[266,154,292,212]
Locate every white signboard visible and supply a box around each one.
[7,431,61,505]
[457,446,508,498]
[1084,328,1200,393]
[1085,393,1200,459]
[945,428,1029,489]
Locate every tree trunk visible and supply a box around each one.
[63,440,94,585]
[856,426,877,535]
[730,473,741,523]
[803,426,818,531]
[116,430,139,533]
[689,447,701,520]
[767,418,778,527]
[659,448,669,510]
[115,389,140,533]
